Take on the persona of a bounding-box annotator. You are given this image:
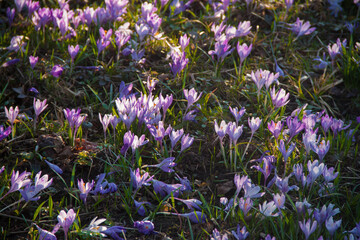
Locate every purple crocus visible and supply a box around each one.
[0,125,11,141]
[34,98,48,119]
[323,166,339,182]
[310,139,330,161]
[248,117,262,135]
[259,201,279,217]
[274,193,286,211]
[285,0,294,10]
[5,106,19,127]
[237,42,252,64]
[209,37,233,63]
[270,87,290,109]
[35,224,59,240]
[251,69,266,95]
[278,139,296,164]
[134,199,151,216]
[174,197,202,210]
[147,121,172,142]
[130,168,153,191]
[134,220,154,235]
[151,157,176,172]
[20,171,53,202]
[229,106,246,124]
[170,51,189,77]
[239,197,253,216]
[171,211,207,223]
[288,18,316,39]
[274,174,299,193]
[50,65,63,78]
[321,114,333,134]
[214,120,228,140]
[183,88,202,110]
[57,209,76,240]
[326,216,342,236]
[45,160,63,174]
[99,113,112,140]
[78,179,95,204]
[68,44,79,62]
[101,226,126,239]
[29,56,38,69]
[131,134,148,153]
[227,122,243,145]
[170,128,184,150]
[303,128,318,154]
[299,219,318,240]
[181,133,194,152]
[232,225,249,240]
[251,155,275,185]
[267,120,283,139]
[179,34,190,51]
[286,116,304,141]
[7,8,15,26]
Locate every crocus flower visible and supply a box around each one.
[134,199,151,216]
[237,42,252,64]
[29,56,38,69]
[183,88,202,110]
[293,163,303,182]
[20,172,52,202]
[211,228,228,240]
[274,174,299,193]
[270,87,290,109]
[286,116,304,141]
[227,122,243,145]
[313,53,329,70]
[285,0,294,10]
[321,114,333,133]
[181,133,194,152]
[209,37,233,63]
[1,59,20,68]
[229,106,246,124]
[170,128,184,149]
[91,173,117,195]
[251,69,266,94]
[264,235,276,240]
[57,209,76,239]
[8,35,26,52]
[35,224,59,240]
[50,65,63,78]
[214,120,228,140]
[99,113,112,140]
[68,44,79,62]
[234,20,252,37]
[267,120,283,139]
[170,51,189,77]
[131,134,148,153]
[243,183,265,199]
[83,217,107,236]
[7,170,31,195]
[248,117,261,135]
[34,98,48,119]
[174,197,202,210]
[259,201,279,217]
[0,166,4,175]
[328,0,343,17]
[323,166,338,182]
[273,193,286,211]
[45,160,63,174]
[170,211,207,223]
[232,225,249,240]
[179,34,190,51]
[299,219,317,240]
[288,18,316,38]
[150,157,176,172]
[278,139,296,164]
[78,179,95,204]
[251,155,275,185]
[5,106,19,127]
[239,198,254,216]
[134,220,154,235]
[310,139,330,161]
[101,226,126,240]
[0,125,11,141]
[331,119,350,136]
[326,216,342,235]
[147,121,172,142]
[7,8,15,26]
[306,160,325,186]
[295,199,311,216]
[130,168,153,191]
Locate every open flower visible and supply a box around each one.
[57,209,76,239]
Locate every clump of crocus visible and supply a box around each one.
[0,170,31,201]
[20,171,53,202]
[57,209,76,240]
